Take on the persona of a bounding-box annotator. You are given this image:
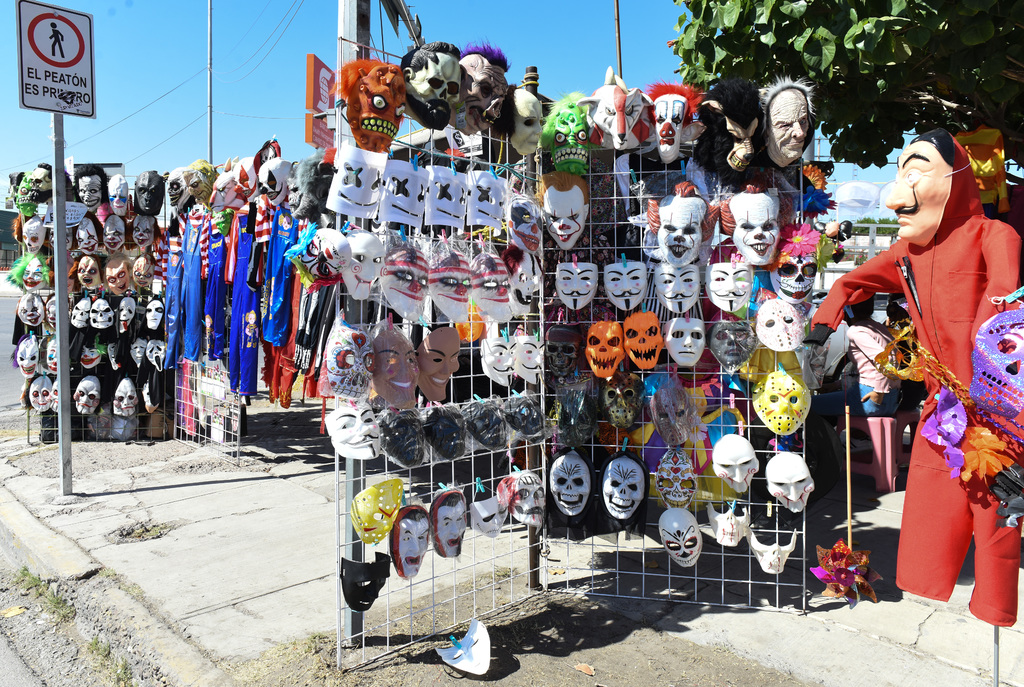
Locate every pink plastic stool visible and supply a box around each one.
[893,408,921,465]
[835,414,900,493]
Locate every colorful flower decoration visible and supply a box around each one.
[802,163,828,190]
[778,223,820,258]
[961,425,1013,482]
[810,539,881,606]
[921,388,968,479]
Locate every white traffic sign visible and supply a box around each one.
[16,0,95,118]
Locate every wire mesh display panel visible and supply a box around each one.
[174,358,242,464]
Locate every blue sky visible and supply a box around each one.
[2,0,895,217]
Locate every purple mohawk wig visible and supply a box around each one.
[460,42,509,72]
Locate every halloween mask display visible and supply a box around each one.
[422,405,466,461]
[380,243,429,321]
[481,328,515,387]
[351,478,404,545]
[470,497,506,538]
[75,216,99,254]
[753,370,811,436]
[707,502,751,547]
[325,403,380,460]
[650,380,697,446]
[342,229,385,301]
[370,324,419,409]
[327,143,387,218]
[425,166,468,228]
[555,260,598,311]
[505,394,545,441]
[748,530,799,575]
[75,165,108,211]
[549,448,593,518]
[18,293,44,327]
[578,67,654,152]
[512,331,542,385]
[417,327,461,402]
[28,375,53,412]
[693,79,764,187]
[22,216,45,253]
[603,261,647,311]
[377,159,428,228]
[341,553,391,612]
[766,451,815,513]
[132,255,155,291]
[706,260,754,313]
[707,321,757,373]
[660,508,702,568]
[712,434,758,493]
[400,42,461,130]
[108,174,129,217]
[557,385,598,448]
[885,130,956,246]
[545,324,582,380]
[755,298,805,352]
[104,254,131,295]
[390,505,429,579]
[133,170,165,216]
[73,376,101,414]
[378,408,426,468]
[721,189,781,266]
[761,77,814,168]
[586,321,625,379]
[470,252,512,322]
[453,43,509,134]
[497,470,544,529]
[598,450,648,532]
[655,448,697,508]
[647,82,704,163]
[506,194,544,254]
[540,172,589,249]
[665,317,706,367]
[623,310,664,369]
[466,169,507,228]
[430,489,468,558]
[510,88,544,155]
[540,93,591,176]
[427,241,471,322]
[338,59,406,153]
[112,378,138,417]
[599,371,644,429]
[16,336,39,378]
[463,398,508,451]
[654,262,700,314]
[506,249,541,317]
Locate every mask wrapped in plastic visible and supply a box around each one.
[497,470,544,528]
[557,384,598,448]
[379,243,429,321]
[319,321,374,401]
[598,371,644,429]
[504,394,545,442]
[463,398,508,451]
[480,326,515,387]
[427,240,471,322]
[343,229,386,301]
[470,251,513,323]
[649,375,698,447]
[378,407,426,468]
[430,488,468,558]
[707,320,757,373]
[422,404,466,462]
[470,496,506,537]
[370,323,419,409]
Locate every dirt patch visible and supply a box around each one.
[111,521,176,543]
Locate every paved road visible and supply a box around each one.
[0,553,44,687]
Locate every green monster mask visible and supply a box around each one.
[540,92,592,176]
[213,209,234,235]
[16,175,37,217]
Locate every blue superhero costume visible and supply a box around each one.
[261,204,296,347]
[229,215,260,396]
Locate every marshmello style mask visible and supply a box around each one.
[766,451,815,513]
[327,143,386,218]
[326,403,380,460]
[665,317,706,367]
[706,502,751,547]
[604,261,647,311]
[425,166,468,228]
[660,508,701,568]
[342,229,385,300]
[377,159,428,228]
[555,261,598,310]
[712,434,758,493]
[466,169,507,228]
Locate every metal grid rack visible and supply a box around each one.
[174,358,242,464]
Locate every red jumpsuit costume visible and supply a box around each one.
[812,136,1023,625]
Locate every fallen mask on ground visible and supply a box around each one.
[766,451,815,513]
[435,618,491,676]
[660,508,701,567]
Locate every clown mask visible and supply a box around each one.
[293,228,351,285]
[44,295,57,330]
[481,327,514,387]
[624,310,664,369]
[660,508,701,568]
[370,325,419,409]
[112,378,139,417]
[470,497,506,538]
[323,322,374,400]
[22,216,45,253]
[665,317,706,367]
[726,191,781,266]
[132,215,157,250]
[29,375,53,412]
[470,252,512,322]
[755,298,805,352]
[18,293,44,327]
[541,172,589,249]
[753,370,811,436]
[133,255,155,291]
[706,502,751,547]
[497,471,544,529]
[586,321,625,379]
[425,166,468,228]
[105,255,131,295]
[46,339,58,374]
[380,244,429,321]
[654,262,700,314]
[601,451,646,521]
[21,256,46,291]
[506,194,543,253]
[73,376,101,414]
[748,530,799,575]
[510,88,543,155]
[651,383,697,447]
[466,169,507,228]
[507,251,541,317]
[400,41,461,130]
[706,261,754,313]
[599,371,644,428]
[766,452,814,513]
[651,194,705,266]
[454,46,509,135]
[604,261,647,311]
[16,336,39,378]
[555,261,598,311]
[655,448,697,508]
[512,331,542,384]
[76,217,99,254]
[427,243,471,322]
[377,159,428,228]
[327,143,386,219]
[258,158,292,206]
[80,343,102,369]
[707,321,757,373]
[108,174,129,217]
[545,324,582,380]
[416,327,461,402]
[390,505,429,579]
[340,60,406,153]
[351,478,403,545]
[650,83,704,163]
[76,172,104,211]
[712,433,758,493]
[549,449,593,517]
[134,171,165,215]
[431,489,468,558]
[342,229,385,301]
[326,403,380,460]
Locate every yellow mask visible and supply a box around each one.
[351,478,404,544]
[753,370,810,436]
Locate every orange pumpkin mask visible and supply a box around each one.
[624,310,664,369]
[455,304,484,342]
[338,59,407,153]
[587,321,625,379]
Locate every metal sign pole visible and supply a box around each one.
[52,113,73,495]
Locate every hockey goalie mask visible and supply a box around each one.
[466,169,507,228]
[108,174,129,217]
[755,298,805,352]
[707,502,751,547]
[377,159,428,228]
[577,67,654,152]
[604,261,647,311]
[506,194,543,253]
[380,244,429,321]
[351,478,403,545]
[324,322,374,400]
[326,403,380,460]
[424,166,468,228]
[723,189,781,266]
[327,143,386,219]
[712,433,758,493]
[654,262,700,314]
[470,251,512,323]
[599,371,644,428]
[427,242,471,322]
[660,508,701,568]
[649,185,709,266]
[497,470,544,529]
[390,505,429,579]
[555,260,598,310]
[540,172,589,250]
[665,316,706,367]
[753,370,810,436]
[766,451,814,513]
[339,60,406,153]
[370,325,419,409]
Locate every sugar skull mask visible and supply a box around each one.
[766,451,814,513]
[16,336,39,378]
[599,371,644,429]
[108,174,129,217]
[370,325,418,409]
[427,242,471,322]
[771,251,818,305]
[706,261,754,313]
[18,293,44,327]
[73,375,101,414]
[541,172,589,249]
[600,450,647,522]
[649,190,707,266]
[512,332,542,384]
[510,88,543,155]
[755,298,805,352]
[971,310,1024,420]
[655,448,697,508]
[416,327,461,402]
[470,252,512,322]
[76,217,99,254]
[454,45,509,134]
[665,317,706,367]
[466,169,507,228]
[651,383,697,447]
[654,262,700,314]
[424,167,468,228]
[545,324,582,379]
[470,497,506,538]
[549,448,593,518]
[753,370,811,436]
[660,508,701,568]
[707,502,751,547]
[134,171,165,216]
[377,159,428,228]
[586,321,625,379]
[712,434,758,493]
[748,530,799,575]
[380,244,429,320]
[506,194,543,253]
[497,470,544,528]
[431,489,468,558]
[339,60,406,153]
[708,321,757,373]
[326,143,386,219]
[400,41,461,130]
[604,261,647,311]
[351,478,403,545]
[326,403,380,460]
[481,327,514,387]
[555,261,598,310]
[342,229,385,301]
[29,375,53,412]
[624,310,664,369]
[540,93,591,176]
[322,322,374,400]
[390,505,429,579]
[112,378,138,417]
[724,190,781,266]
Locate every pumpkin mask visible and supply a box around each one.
[623,310,664,369]
[586,321,625,379]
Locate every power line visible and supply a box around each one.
[214,110,303,120]
[126,113,206,164]
[214,0,306,85]
[213,0,300,76]
[220,0,273,61]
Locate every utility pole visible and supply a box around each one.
[208,0,213,162]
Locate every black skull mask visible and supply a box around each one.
[545,324,583,379]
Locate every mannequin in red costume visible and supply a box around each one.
[806,129,1023,626]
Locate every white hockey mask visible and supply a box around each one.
[466,169,507,228]
[756,298,805,352]
[653,262,700,314]
[90,298,115,329]
[766,451,815,513]
[342,229,385,301]
[602,453,645,520]
[29,375,53,411]
[603,261,647,311]
[326,403,380,460]
[424,166,468,228]
[480,328,514,387]
[470,496,506,538]
[73,376,101,414]
[664,316,706,367]
[377,159,428,228]
[16,336,39,378]
[728,191,781,266]
[712,433,759,493]
[659,508,701,567]
[508,252,541,317]
[112,378,139,416]
[327,143,386,218]
[706,502,751,547]
[555,261,598,310]
[18,293,44,327]
[706,261,753,313]
[132,214,157,249]
[549,449,592,517]
[748,530,799,575]
[512,332,542,384]
[656,195,704,266]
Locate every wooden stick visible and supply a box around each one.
[845,404,853,546]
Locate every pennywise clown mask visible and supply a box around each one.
[512,331,542,384]
[380,244,429,321]
[132,215,157,250]
[134,171,165,216]
[427,242,471,322]
[510,88,543,155]
[604,261,647,311]
[707,321,757,373]
[649,187,709,266]
[466,170,507,228]
[706,261,754,313]
[73,376,101,414]
[762,78,813,168]
[470,252,512,323]
[76,217,99,254]
[390,505,429,579]
[541,172,589,249]
[339,60,406,153]
[45,295,57,330]
[724,191,781,266]
[105,255,131,295]
[549,449,593,518]
[766,451,814,513]
[756,298,805,352]
[753,370,811,436]
[707,502,751,547]
[577,67,654,152]
[506,194,543,253]
[601,450,647,521]
[555,261,598,310]
[481,327,514,387]
[22,216,45,253]
[497,470,544,529]
[431,489,468,558]
[417,327,461,402]
[748,530,799,575]
[342,229,385,301]
[351,478,403,545]
[400,41,461,130]
[454,45,509,134]
[326,403,380,460]
[370,325,418,409]
[28,375,53,412]
[712,434,758,493]
[470,497,506,538]
[16,336,39,378]
[327,143,386,219]
[112,378,139,417]
[665,317,706,367]
[599,371,644,429]
[886,130,958,246]
[660,508,701,568]
[545,324,582,379]
[108,174,129,217]
[586,321,625,379]
[377,159,428,228]
[648,81,704,164]
[322,322,374,400]
[655,448,696,508]
[624,310,664,370]
[425,166,468,228]
[654,262,700,315]
[18,293,44,327]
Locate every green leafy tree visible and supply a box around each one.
[672,0,1024,169]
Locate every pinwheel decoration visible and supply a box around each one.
[810,539,881,606]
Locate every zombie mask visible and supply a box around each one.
[131,215,157,250]
[377,159,428,228]
[755,298,805,352]
[417,327,461,402]
[506,194,543,253]
[29,375,53,412]
[380,244,428,321]
[753,370,810,436]
[650,192,707,267]
[341,553,390,612]
[16,336,39,378]
[27,165,53,205]
[578,67,654,151]
[422,405,466,461]
[599,371,644,428]
[326,403,380,460]
[90,298,115,330]
[651,383,697,447]
[390,505,429,579]
[112,378,138,417]
[327,143,386,218]
[707,502,751,547]
[322,321,374,400]
[133,255,155,291]
[654,447,696,508]
[624,310,664,369]
[600,450,647,521]
[497,471,544,528]
[762,78,813,168]
[885,130,959,246]
[339,60,406,153]
[748,530,799,575]
[510,88,543,155]
[555,261,598,310]
[76,217,99,254]
[351,478,403,545]
[400,41,462,130]
[134,171,165,215]
[653,263,700,314]
[466,170,507,228]
[77,255,101,290]
[342,229,385,301]
[470,252,512,322]
[507,250,541,317]
[541,172,589,249]
[427,242,471,322]
[18,293,44,327]
[370,325,419,409]
[712,434,758,493]
[481,328,515,387]
[706,261,754,313]
[454,44,509,134]
[545,324,582,379]
[665,317,706,367]
[463,399,508,450]
[430,489,468,558]
[549,449,593,518]
[557,386,598,448]
[660,508,701,568]
[118,296,136,333]
[766,451,814,512]
[648,82,704,164]
[75,169,106,211]
[424,166,468,228]
[586,321,625,379]
[470,497,506,537]
[604,261,647,311]
[108,174,129,217]
[80,343,102,369]
[22,216,45,253]
[378,408,426,468]
[512,331,542,384]
[70,296,91,328]
[707,321,757,373]
[540,93,591,176]
[971,310,1024,420]
[73,376,101,414]
[15,174,38,217]
[724,191,780,266]
[105,255,131,295]
[166,167,190,212]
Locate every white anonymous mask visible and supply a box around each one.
[129,338,148,366]
[512,332,542,384]
[76,217,99,254]
[132,214,156,249]
[543,184,589,250]
[29,375,53,411]
[653,262,700,314]
[376,159,428,228]
[18,293,44,327]
[425,166,468,228]
[80,344,102,369]
[341,229,385,301]
[766,451,815,513]
[70,296,92,328]
[771,252,817,305]
[326,143,386,218]
[108,174,129,216]
[755,298,805,352]
[706,502,751,547]
[499,471,545,529]
[549,449,592,517]
[511,89,543,155]
[664,316,706,367]
[145,298,165,330]
[90,298,115,329]
[729,191,781,266]
[112,377,139,416]
[506,194,544,254]
[73,376,101,414]
[712,433,758,493]
[470,496,507,537]
[706,261,753,313]
[603,261,647,311]
[16,336,39,378]
[480,328,515,387]
[326,403,380,460]
[427,244,471,322]
[555,261,598,310]
[659,508,701,568]
[655,195,704,266]
[602,453,645,520]
[379,244,429,321]
[23,216,46,253]
[508,252,541,317]
[466,169,507,228]
[469,252,512,323]
[748,530,799,575]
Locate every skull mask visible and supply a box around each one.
[766,451,815,513]
[753,370,811,436]
[16,336,39,378]
[771,251,818,305]
[707,502,751,547]
[70,296,91,328]
[134,170,165,215]
[377,159,427,228]
[22,216,45,253]
[724,190,781,266]
[599,371,644,429]
[601,450,647,522]
[549,449,593,518]
[707,321,757,373]
[624,310,664,370]
[706,261,754,313]
[506,194,543,253]
[18,293,44,327]
[466,169,507,228]
[342,229,385,301]
[660,508,701,568]
[712,434,759,493]
[555,261,598,310]
[654,262,700,314]
[470,497,506,538]
[655,448,697,508]
[424,166,468,228]
[400,41,461,130]
[427,242,471,322]
[541,172,589,250]
[586,321,625,379]
[326,143,386,219]
[545,324,582,380]
[755,298,805,352]
[108,174,129,217]
[497,470,544,529]
[112,378,139,417]
[604,261,648,311]
[665,316,706,367]
[29,375,53,412]
[454,45,509,135]
[325,403,380,460]
[370,325,419,410]
[322,322,374,400]
[73,376,101,414]
[748,530,799,575]
[90,298,115,330]
[339,60,406,153]
[389,505,429,579]
[469,252,512,323]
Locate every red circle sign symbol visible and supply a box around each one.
[27,13,84,69]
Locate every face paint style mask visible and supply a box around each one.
[510,88,544,155]
[424,166,468,228]
[649,82,704,163]
[507,250,541,317]
[341,553,391,612]
[653,263,700,315]
[145,297,165,331]
[712,434,758,493]
[766,451,815,513]
[463,399,508,451]
[600,450,647,522]
[325,403,380,460]
[342,229,385,301]
[971,310,1024,422]
[291,228,351,286]
[18,293,44,328]
[707,321,757,373]
[651,382,697,447]
[466,170,507,228]
[497,471,545,529]
[108,174,129,217]
[339,60,406,153]
[377,159,428,228]
[624,310,664,370]
[416,327,461,402]
[655,448,697,508]
[73,375,101,414]
[390,505,429,579]
[470,496,506,538]
[133,171,165,216]
[133,255,155,291]
[370,325,419,410]
[541,173,590,249]
[112,378,139,417]
[426,241,471,323]
[90,298,115,330]
[22,216,45,253]
[379,408,426,468]
[435,618,491,676]
[706,502,751,547]
[549,448,593,518]
[505,395,545,442]
[400,41,461,130]
[586,321,625,379]
[506,194,544,254]
[651,195,705,266]
[480,329,514,387]
[28,375,53,412]
[351,478,404,545]
[545,324,582,380]
[327,143,386,218]
[557,386,598,448]
[755,298,805,352]
[660,508,701,568]
[422,405,466,462]
[380,244,429,321]
[603,261,647,311]
[771,252,817,305]
[470,252,512,323]
[706,261,754,313]
[747,529,799,575]
[80,344,102,369]
[555,261,598,311]
[512,332,542,385]
[725,191,781,266]
[599,372,644,429]
[17,336,39,378]
[76,217,99,254]
[664,317,706,368]
[753,370,811,436]
[431,489,468,558]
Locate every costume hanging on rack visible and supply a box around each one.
[181,204,210,362]
[227,212,260,397]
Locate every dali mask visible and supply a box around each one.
[753,370,811,436]
[427,242,471,322]
[712,434,758,493]
[707,321,757,373]
[380,244,428,321]
[327,142,386,219]
[660,508,701,568]
[377,159,427,228]
[604,261,647,311]
[706,261,754,313]
[342,229,385,301]
[466,169,507,228]
[541,172,589,250]
[665,316,706,367]
[430,489,468,558]
[497,471,544,529]
[469,252,512,323]
[766,451,814,513]
[370,325,419,409]
[885,130,958,246]
[549,449,593,518]
[707,502,751,547]
[725,191,781,266]
[655,448,697,508]
[755,298,805,352]
[390,505,429,579]
[326,403,380,460]
[322,322,373,400]
[654,262,700,314]
[506,194,543,253]
[555,261,598,311]
[424,166,468,228]
[416,327,461,402]
[108,174,129,217]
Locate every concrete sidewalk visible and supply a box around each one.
[0,400,1022,686]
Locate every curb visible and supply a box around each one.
[0,485,237,687]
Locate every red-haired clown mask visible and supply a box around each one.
[377,159,428,228]
[470,252,512,323]
[651,86,704,163]
[497,470,544,528]
[327,143,386,219]
[425,166,468,228]
[466,169,507,228]
[506,194,543,253]
[428,242,471,322]
[342,61,406,153]
[370,325,419,409]
[380,244,428,321]
[727,191,781,266]
[587,321,625,379]
[324,322,374,400]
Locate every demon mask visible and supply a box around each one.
[400,41,461,130]
[539,93,591,176]
[578,66,654,151]
[134,170,165,215]
[339,60,406,153]
[545,324,582,379]
[692,79,764,187]
[586,321,625,379]
[454,43,509,134]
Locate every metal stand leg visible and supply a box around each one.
[994,625,1000,687]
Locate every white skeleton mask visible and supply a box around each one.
[76,217,99,254]
[706,502,751,547]
[70,297,91,328]
[18,293,44,327]
[73,376,101,414]
[748,530,799,575]
[659,508,701,567]
[712,434,759,493]
[656,195,704,266]
[766,451,814,513]
[555,261,598,311]
[465,170,507,228]
[108,174,129,216]
[323,323,373,400]
[543,183,589,250]
[706,261,754,313]
[29,375,53,411]
[424,166,468,228]
[326,403,380,460]
[508,252,541,316]
[549,450,592,517]
[145,298,164,330]
[342,230,385,301]
[17,336,39,378]
[654,447,696,508]
[728,191,781,266]
[129,338,148,366]
[470,496,507,538]
[118,297,137,333]
[22,216,45,253]
[112,378,138,416]
[510,88,543,155]
[755,298,805,352]
[771,252,817,305]
[603,261,647,311]
[506,194,544,254]
[664,317,706,367]
[602,453,645,520]
[653,262,700,314]
[326,143,386,218]
[480,328,514,387]
[376,159,428,228]
[90,298,115,329]
[132,214,156,249]
[512,332,542,384]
